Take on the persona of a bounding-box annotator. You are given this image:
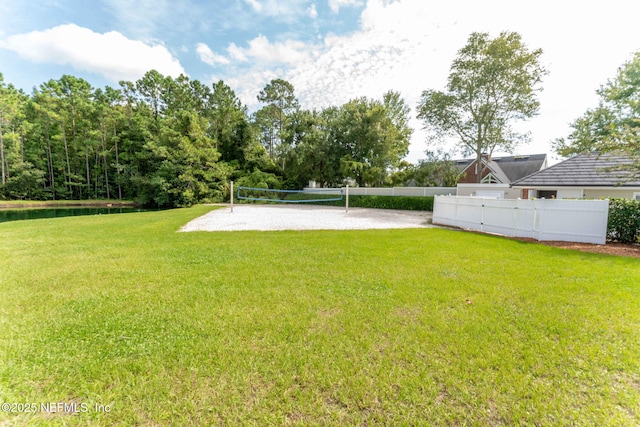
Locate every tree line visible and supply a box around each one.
[2,31,637,207]
[0,71,412,207]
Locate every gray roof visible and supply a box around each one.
[493,154,548,181]
[512,152,640,187]
[454,154,547,183]
[484,160,511,183]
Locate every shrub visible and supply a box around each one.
[607,198,640,243]
[323,195,433,211]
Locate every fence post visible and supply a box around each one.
[345,185,349,213]
[230,181,234,213]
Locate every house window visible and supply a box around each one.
[481,173,499,184]
[538,190,557,199]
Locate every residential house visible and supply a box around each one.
[454,153,548,198]
[511,152,640,199]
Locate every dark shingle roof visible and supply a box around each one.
[454,154,547,183]
[512,152,640,187]
[494,154,548,181]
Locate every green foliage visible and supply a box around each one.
[413,149,463,187]
[418,31,546,182]
[607,198,640,243]
[555,51,640,169]
[350,195,433,210]
[235,168,282,190]
[1,71,421,208]
[334,92,412,186]
[254,79,299,164]
[2,161,46,200]
[329,195,433,211]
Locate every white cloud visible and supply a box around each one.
[308,4,318,18]
[230,35,310,65]
[222,0,640,163]
[196,42,230,66]
[103,0,173,40]
[243,0,262,12]
[228,43,249,62]
[0,24,185,83]
[243,0,307,17]
[328,0,364,13]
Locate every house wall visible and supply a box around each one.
[457,184,521,199]
[558,189,584,199]
[457,160,489,183]
[522,187,640,200]
[583,189,640,199]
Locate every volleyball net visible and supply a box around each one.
[236,186,344,204]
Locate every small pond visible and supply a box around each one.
[0,206,156,223]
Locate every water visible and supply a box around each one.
[0,206,154,223]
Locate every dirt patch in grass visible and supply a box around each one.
[509,237,640,258]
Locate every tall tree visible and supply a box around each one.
[553,51,640,179]
[417,31,546,182]
[283,107,344,188]
[136,70,171,136]
[336,93,412,187]
[208,80,256,167]
[254,79,299,168]
[0,74,25,186]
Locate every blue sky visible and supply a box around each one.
[1,0,639,163]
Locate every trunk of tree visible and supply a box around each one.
[94,151,100,197]
[114,125,122,200]
[45,125,56,200]
[0,118,5,185]
[62,123,72,196]
[102,127,110,200]
[84,133,90,199]
[20,133,24,163]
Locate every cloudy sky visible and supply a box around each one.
[1,0,639,163]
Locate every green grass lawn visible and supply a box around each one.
[0,206,639,426]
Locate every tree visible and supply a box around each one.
[413,149,462,187]
[553,51,640,180]
[417,31,546,183]
[0,74,26,188]
[336,93,412,187]
[254,79,299,168]
[207,80,269,172]
[283,108,345,188]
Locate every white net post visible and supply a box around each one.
[345,185,349,213]
[230,181,234,213]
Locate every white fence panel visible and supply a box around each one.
[431,196,458,227]
[514,199,536,238]
[532,199,610,244]
[433,196,609,245]
[323,187,457,197]
[454,197,484,230]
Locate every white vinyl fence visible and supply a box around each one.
[305,187,457,197]
[432,196,610,244]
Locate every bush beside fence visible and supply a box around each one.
[334,195,434,211]
[607,198,640,243]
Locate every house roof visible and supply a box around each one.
[493,154,548,181]
[454,154,547,183]
[484,160,511,183]
[512,152,640,187]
